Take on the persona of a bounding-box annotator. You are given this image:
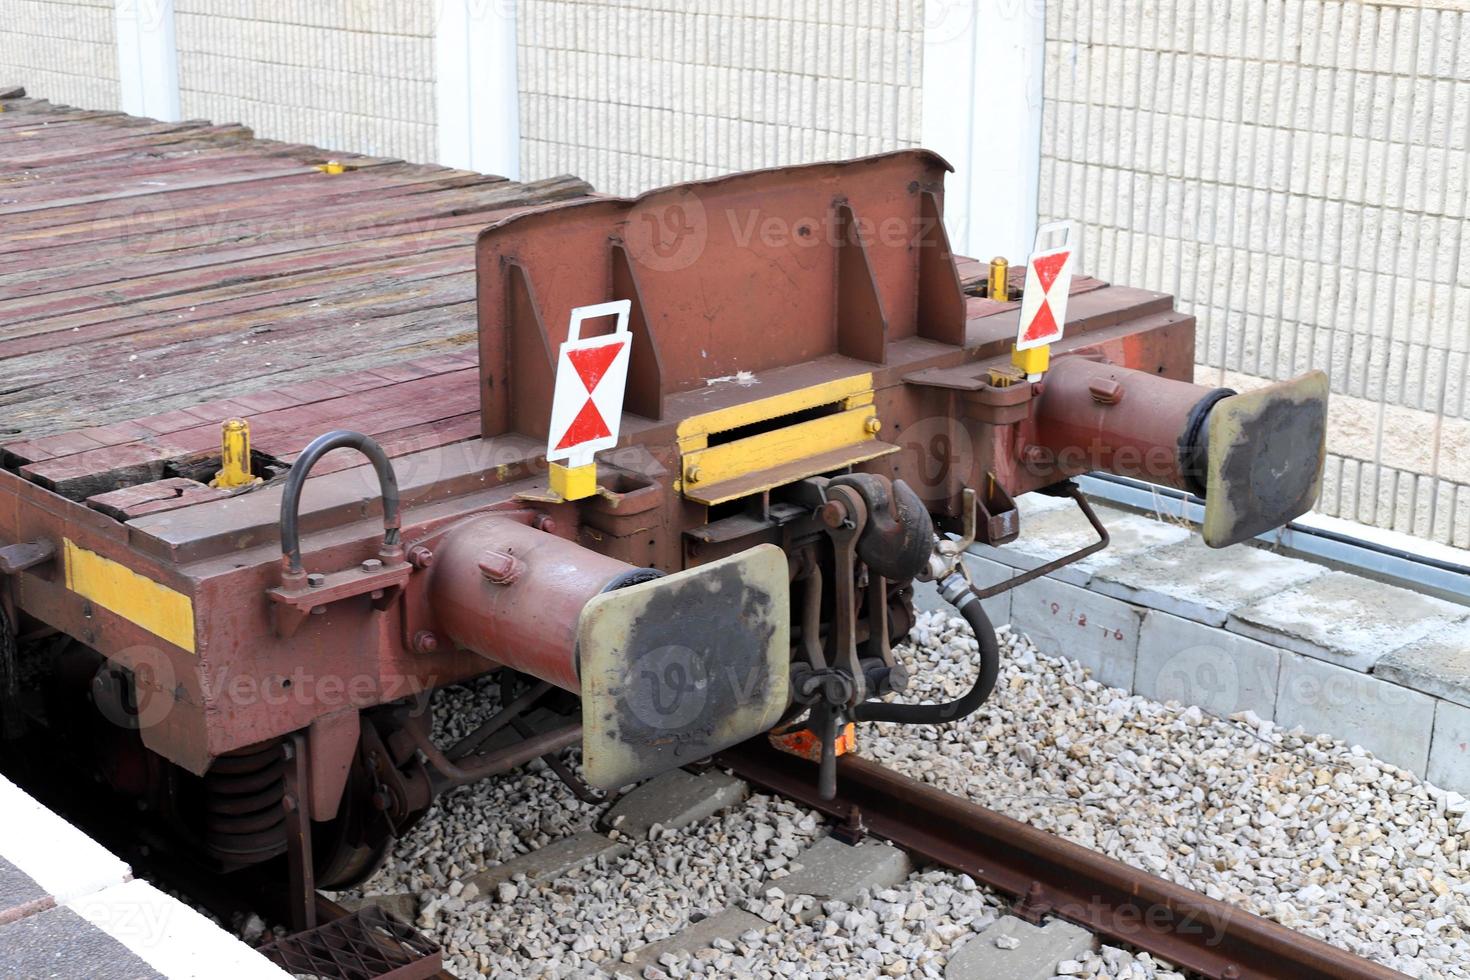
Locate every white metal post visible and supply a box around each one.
[436,0,521,178]
[115,0,180,121]
[922,0,1045,262]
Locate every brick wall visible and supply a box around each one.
[516,0,926,195]
[0,0,119,109]
[174,0,437,161]
[1040,0,1470,547]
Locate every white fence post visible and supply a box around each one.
[115,0,180,121]
[922,0,1045,262]
[436,0,521,178]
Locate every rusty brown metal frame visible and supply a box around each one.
[474,151,967,439]
[719,740,1405,980]
[0,146,1214,810]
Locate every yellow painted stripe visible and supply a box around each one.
[676,373,873,448]
[682,406,878,488]
[63,539,196,653]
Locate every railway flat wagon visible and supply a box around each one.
[0,92,1329,927]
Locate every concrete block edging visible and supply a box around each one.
[938,500,1470,794]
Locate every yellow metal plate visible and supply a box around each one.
[676,373,873,449]
[683,405,880,486]
[676,373,881,503]
[63,539,196,653]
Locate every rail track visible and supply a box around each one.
[6,721,1410,979]
[720,739,1407,980]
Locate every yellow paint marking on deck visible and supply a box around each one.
[63,539,196,653]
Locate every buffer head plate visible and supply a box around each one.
[578,543,790,789]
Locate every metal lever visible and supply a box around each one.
[969,482,1109,600]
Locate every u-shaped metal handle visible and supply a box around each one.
[279,430,401,576]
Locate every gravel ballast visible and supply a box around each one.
[331,612,1470,979]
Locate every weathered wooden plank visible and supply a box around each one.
[0,100,594,475]
[0,171,568,284]
[85,477,231,520]
[20,369,479,498]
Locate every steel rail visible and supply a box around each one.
[718,739,1406,980]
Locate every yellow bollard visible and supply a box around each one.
[211,419,258,488]
[988,256,1009,301]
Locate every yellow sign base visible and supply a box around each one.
[549,461,598,500]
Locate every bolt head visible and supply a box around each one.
[684,465,702,484]
[819,500,847,528]
[306,572,326,587]
[412,630,439,654]
[478,549,524,585]
[408,546,434,568]
[863,415,882,434]
[360,557,383,572]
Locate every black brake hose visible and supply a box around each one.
[852,571,1000,725]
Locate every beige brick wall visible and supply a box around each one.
[1041,0,1470,547]
[516,0,925,195]
[0,0,119,109]
[174,0,437,160]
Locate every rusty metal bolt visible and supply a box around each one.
[819,499,849,529]
[360,557,383,572]
[478,549,525,585]
[863,415,882,434]
[1088,377,1125,405]
[684,465,702,484]
[411,630,439,654]
[532,513,558,535]
[408,546,434,569]
[306,572,326,588]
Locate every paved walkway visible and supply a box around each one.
[0,774,284,978]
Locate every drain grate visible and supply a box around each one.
[259,906,442,980]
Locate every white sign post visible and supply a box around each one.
[545,300,632,499]
[1012,221,1077,381]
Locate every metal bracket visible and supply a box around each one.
[267,561,411,639]
[970,482,1110,600]
[0,539,55,576]
[281,734,316,933]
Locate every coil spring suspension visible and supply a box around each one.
[202,741,288,864]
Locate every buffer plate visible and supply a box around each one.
[579,544,790,789]
[1203,370,1329,548]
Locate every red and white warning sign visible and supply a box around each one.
[1015,221,1077,351]
[546,300,632,467]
